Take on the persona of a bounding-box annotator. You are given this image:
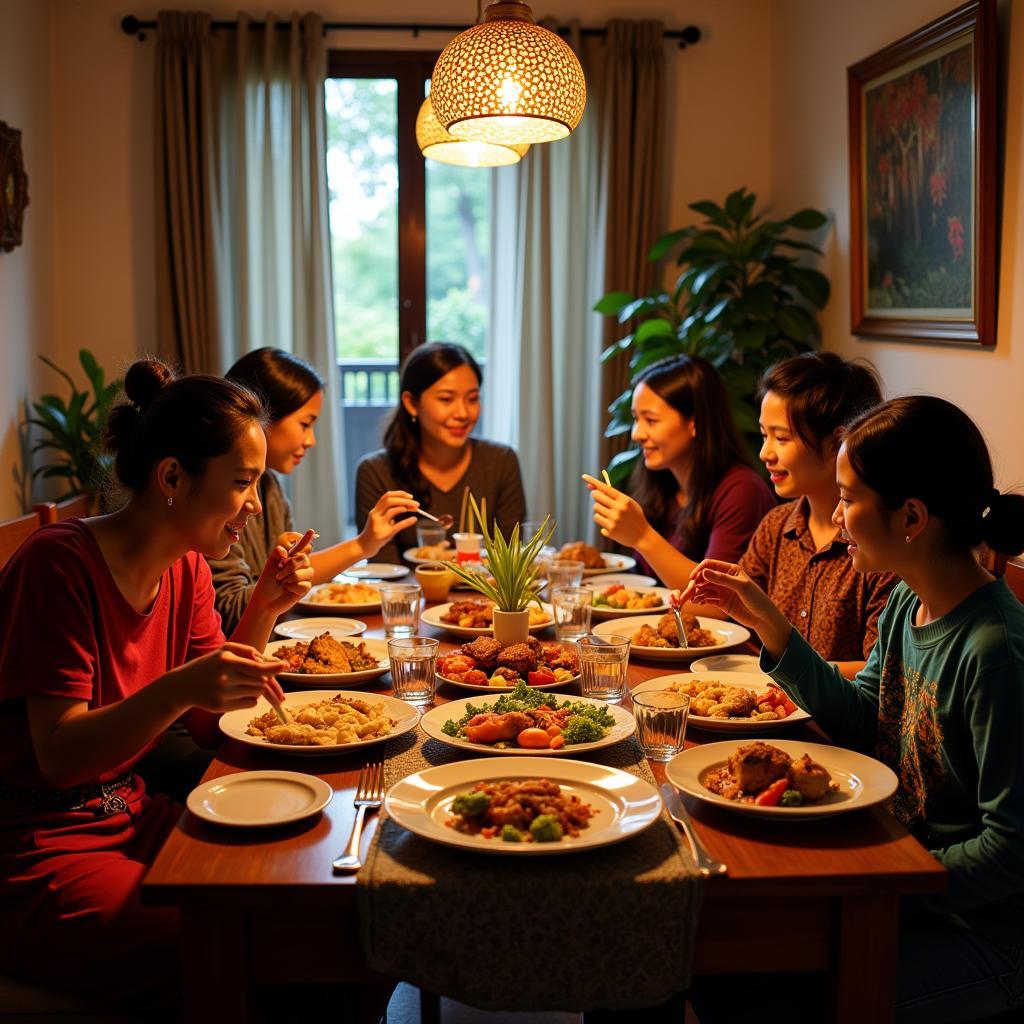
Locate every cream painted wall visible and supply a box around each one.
[771,0,1024,490]
[0,0,55,519]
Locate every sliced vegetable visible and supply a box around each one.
[754,778,790,806]
[516,727,552,749]
[528,670,556,687]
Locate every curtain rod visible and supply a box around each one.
[120,15,701,47]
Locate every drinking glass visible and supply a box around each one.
[416,523,448,549]
[546,559,585,590]
[452,532,483,564]
[388,636,439,707]
[632,690,690,762]
[379,583,422,637]
[550,586,593,642]
[575,634,631,703]
[520,521,546,544]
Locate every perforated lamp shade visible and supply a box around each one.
[430,0,586,146]
[416,96,529,167]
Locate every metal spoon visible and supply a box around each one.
[414,509,454,528]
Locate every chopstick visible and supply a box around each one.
[285,528,317,558]
[266,690,290,725]
[602,469,612,487]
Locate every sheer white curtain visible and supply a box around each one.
[212,14,346,545]
[484,25,605,543]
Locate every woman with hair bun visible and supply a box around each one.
[355,342,526,564]
[210,347,419,632]
[0,359,312,1005]
[685,396,1024,1021]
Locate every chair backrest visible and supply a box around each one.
[34,493,91,525]
[0,512,42,570]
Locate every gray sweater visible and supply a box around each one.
[206,472,293,635]
[355,440,526,565]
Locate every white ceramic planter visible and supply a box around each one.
[491,608,530,646]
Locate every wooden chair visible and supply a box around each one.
[34,493,91,525]
[0,511,41,570]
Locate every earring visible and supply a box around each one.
[905,535,911,543]
[411,415,417,424]
[167,497,174,508]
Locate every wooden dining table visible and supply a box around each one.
[142,600,945,1024]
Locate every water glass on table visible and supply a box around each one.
[632,691,690,762]
[551,585,593,641]
[546,559,585,590]
[416,523,448,549]
[388,636,439,707]
[575,634,631,703]
[379,583,422,637]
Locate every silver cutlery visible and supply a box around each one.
[414,508,454,528]
[660,783,728,877]
[671,604,691,650]
[333,760,385,874]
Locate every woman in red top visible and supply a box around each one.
[0,359,311,1006]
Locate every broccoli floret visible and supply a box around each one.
[451,791,491,817]
[780,789,803,807]
[500,824,524,842]
[529,814,564,842]
[561,715,608,745]
[441,719,459,737]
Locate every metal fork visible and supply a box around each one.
[332,760,385,874]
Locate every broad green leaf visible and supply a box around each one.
[777,304,814,342]
[600,334,634,363]
[606,447,641,486]
[724,188,748,225]
[647,228,692,262]
[777,239,824,254]
[703,298,730,324]
[39,355,76,390]
[617,297,664,324]
[594,291,634,315]
[784,266,831,308]
[630,343,678,373]
[633,318,674,344]
[689,200,731,228]
[785,209,829,231]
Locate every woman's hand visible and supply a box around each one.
[680,559,793,659]
[582,474,653,548]
[358,490,420,557]
[251,536,315,616]
[170,642,288,713]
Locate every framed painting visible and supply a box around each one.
[848,0,997,346]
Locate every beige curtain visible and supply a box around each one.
[154,12,220,372]
[598,20,666,470]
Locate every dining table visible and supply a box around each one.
[141,596,946,1024]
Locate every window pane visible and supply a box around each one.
[425,159,491,360]
[325,78,399,365]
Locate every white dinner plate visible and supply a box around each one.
[632,672,811,733]
[386,756,662,855]
[581,553,637,577]
[690,654,764,674]
[403,546,482,565]
[580,572,658,590]
[588,585,673,620]
[421,601,554,639]
[297,582,382,614]
[338,563,409,581]
[420,693,635,756]
[666,738,898,820]
[593,615,750,661]
[186,770,333,827]
[219,690,420,756]
[264,637,390,686]
[273,617,367,640]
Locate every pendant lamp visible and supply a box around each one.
[416,95,529,167]
[430,0,586,147]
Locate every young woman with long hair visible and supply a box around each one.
[210,347,419,632]
[685,396,1024,1021]
[355,342,526,564]
[0,359,312,1006]
[584,354,774,584]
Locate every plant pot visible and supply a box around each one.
[492,608,530,646]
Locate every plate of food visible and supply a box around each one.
[580,572,658,590]
[665,739,898,819]
[555,542,636,577]
[404,544,482,565]
[421,599,554,638]
[420,683,635,755]
[273,617,367,641]
[593,613,750,660]
[632,672,811,733]
[297,581,381,613]
[219,690,420,756]
[385,756,662,854]
[263,636,389,686]
[436,638,579,692]
[339,563,409,581]
[588,583,673,619]
[186,770,333,828]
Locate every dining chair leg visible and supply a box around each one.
[420,988,442,1024]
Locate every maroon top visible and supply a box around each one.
[636,462,776,579]
[739,498,898,661]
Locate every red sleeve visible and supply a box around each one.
[0,531,98,703]
[186,553,226,661]
[704,468,776,564]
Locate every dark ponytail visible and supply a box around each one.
[226,347,324,423]
[843,396,1024,556]
[104,358,268,492]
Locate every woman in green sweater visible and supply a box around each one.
[684,396,1024,1022]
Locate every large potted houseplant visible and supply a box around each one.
[447,496,555,645]
[26,349,122,508]
[595,187,830,481]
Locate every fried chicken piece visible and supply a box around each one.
[461,636,504,670]
[633,624,670,648]
[728,742,792,794]
[301,632,351,673]
[496,642,538,677]
[558,541,605,569]
[788,753,832,802]
[656,611,701,645]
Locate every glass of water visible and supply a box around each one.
[632,690,690,762]
[551,586,593,642]
[388,636,439,707]
[546,559,585,590]
[575,634,631,703]
[379,583,422,637]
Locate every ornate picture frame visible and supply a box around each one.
[0,120,30,254]
[848,0,997,346]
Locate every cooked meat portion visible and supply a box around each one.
[789,753,832,802]
[302,633,352,674]
[728,741,791,794]
[496,642,538,677]
[558,541,605,569]
[461,636,504,670]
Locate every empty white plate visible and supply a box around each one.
[274,617,367,640]
[339,563,409,580]
[689,654,764,673]
[186,770,333,827]
[580,573,657,590]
